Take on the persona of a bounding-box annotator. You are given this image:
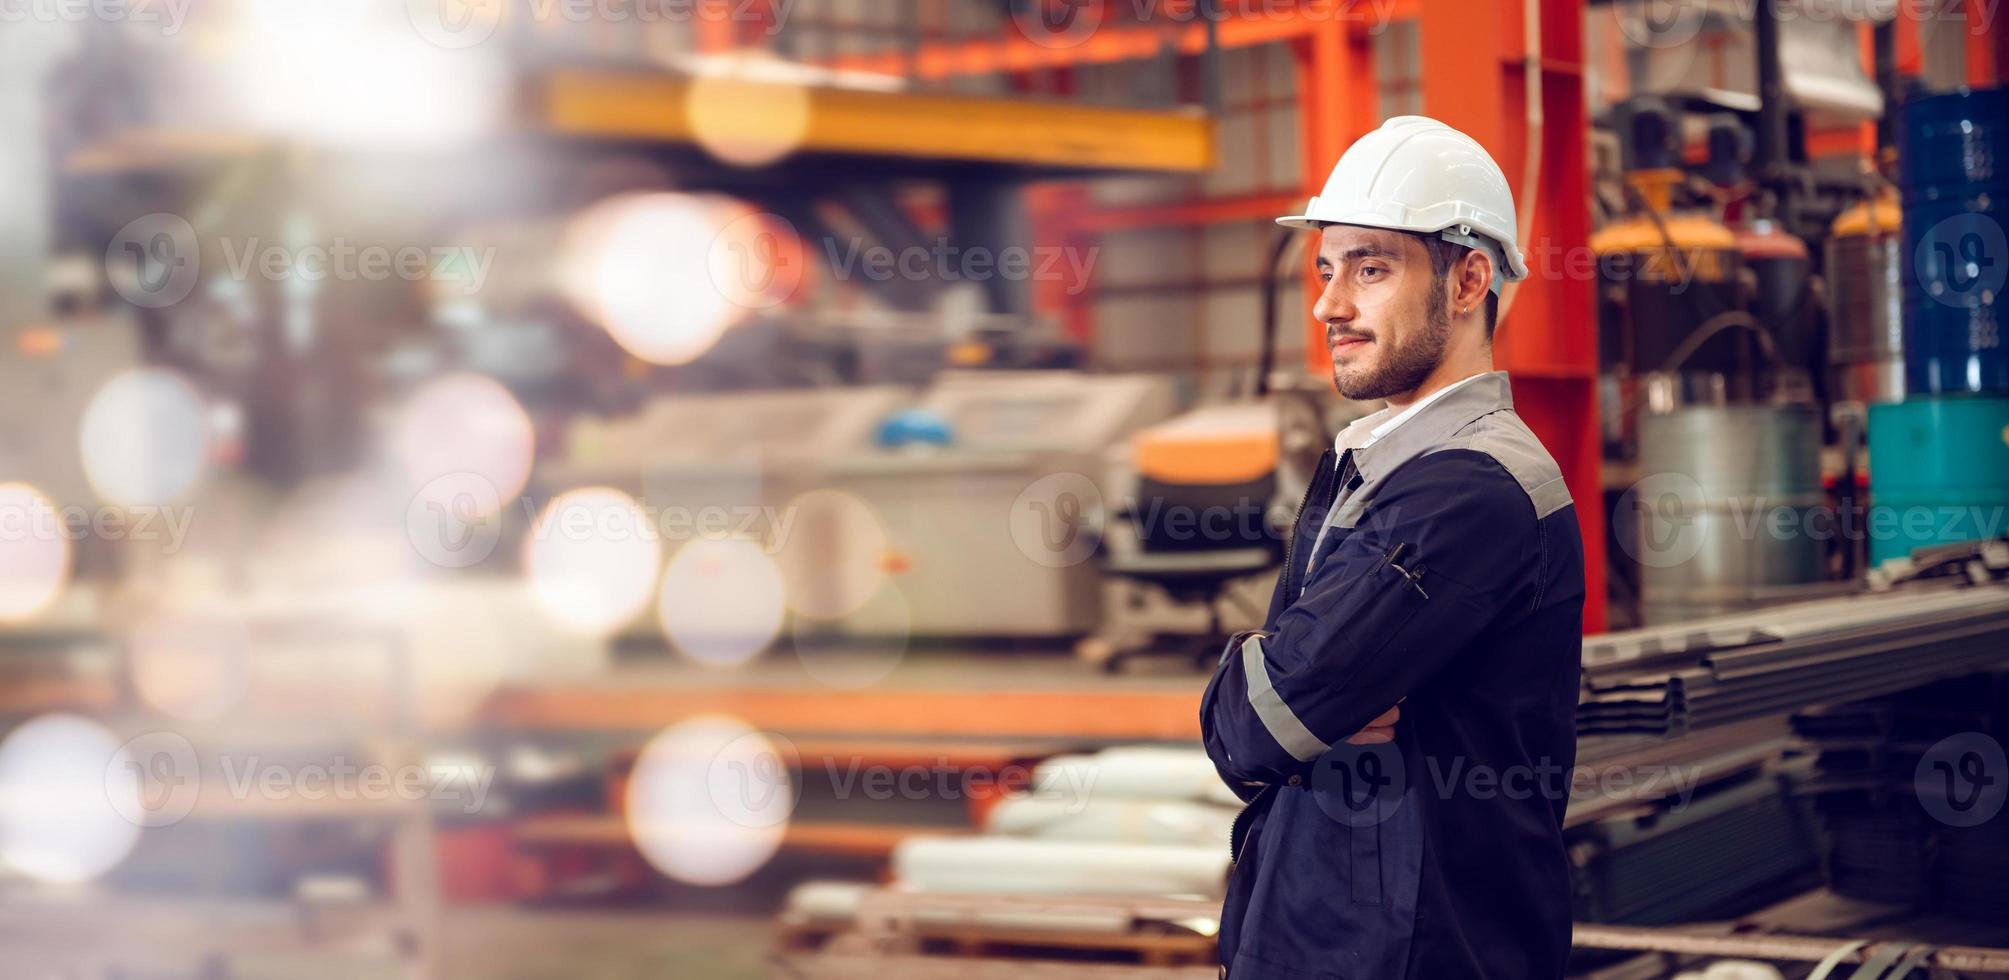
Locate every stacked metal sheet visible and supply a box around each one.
[1790,674,2009,920]
[1568,772,1820,925]
[1579,583,2009,736]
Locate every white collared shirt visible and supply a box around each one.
[1333,371,1491,457]
[1306,372,1491,586]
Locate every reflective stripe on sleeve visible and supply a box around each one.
[1239,633,1329,762]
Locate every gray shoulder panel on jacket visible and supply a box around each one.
[1430,411,1574,520]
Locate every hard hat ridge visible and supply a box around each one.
[1277,115,1529,293]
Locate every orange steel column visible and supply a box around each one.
[1295,13,1380,377]
[1422,0,1607,632]
[695,0,739,53]
[1970,0,2002,86]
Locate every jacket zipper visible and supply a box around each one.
[1277,449,1337,603]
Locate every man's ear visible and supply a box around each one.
[1454,249,1494,316]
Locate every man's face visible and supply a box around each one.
[1313,225,1451,402]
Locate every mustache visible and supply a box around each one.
[1327,328,1374,344]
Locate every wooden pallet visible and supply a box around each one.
[779,890,1222,975]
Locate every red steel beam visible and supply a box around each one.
[1294,16,1380,376]
[1422,0,1607,632]
[1059,191,1304,236]
[816,0,1418,80]
[1970,0,2001,86]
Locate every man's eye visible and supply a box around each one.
[1359,265,1386,281]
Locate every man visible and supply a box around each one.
[1201,116,1585,979]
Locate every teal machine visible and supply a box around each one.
[1869,86,2009,564]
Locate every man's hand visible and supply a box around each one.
[1346,703,1401,745]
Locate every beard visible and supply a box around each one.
[1330,273,1453,401]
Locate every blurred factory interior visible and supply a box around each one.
[2,0,2009,977]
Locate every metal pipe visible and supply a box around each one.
[1572,923,2009,972]
[1754,0,1788,179]
[1253,229,1298,398]
[1874,19,1898,163]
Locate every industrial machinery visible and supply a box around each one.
[1084,401,1287,670]
[551,385,912,518]
[819,370,1177,639]
[1866,85,2009,566]
[1826,193,1906,405]
[1593,101,1753,397]
[1632,405,1833,623]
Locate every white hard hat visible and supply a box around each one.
[1277,115,1528,293]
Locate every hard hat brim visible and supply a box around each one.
[1272,215,1531,282]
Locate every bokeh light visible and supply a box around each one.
[558,193,789,365]
[0,483,71,623]
[232,1,506,147]
[79,367,210,507]
[685,55,814,167]
[0,714,144,884]
[774,489,888,620]
[526,487,663,635]
[657,537,786,667]
[392,373,535,519]
[402,583,518,730]
[791,582,911,689]
[624,715,791,886]
[129,607,252,722]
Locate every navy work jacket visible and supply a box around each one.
[1202,371,1585,979]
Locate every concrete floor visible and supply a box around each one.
[440,907,773,980]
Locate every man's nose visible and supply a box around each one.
[1313,280,1356,328]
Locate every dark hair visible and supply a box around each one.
[1416,233,1500,340]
